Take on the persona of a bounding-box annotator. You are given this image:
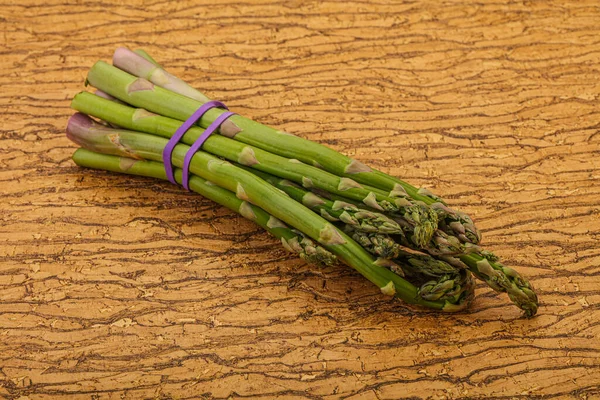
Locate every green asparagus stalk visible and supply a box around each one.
[66,112,470,311]
[93,90,124,129]
[111,47,480,244]
[458,253,538,317]
[288,186,470,257]
[71,91,438,247]
[239,167,404,235]
[73,149,336,267]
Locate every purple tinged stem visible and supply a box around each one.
[113,47,211,103]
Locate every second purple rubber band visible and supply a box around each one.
[162,100,236,190]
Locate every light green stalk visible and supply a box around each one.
[67,112,470,311]
[110,48,480,244]
[71,91,437,247]
[72,149,336,267]
[458,253,538,317]
[240,167,403,235]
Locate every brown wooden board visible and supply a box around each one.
[1,0,599,398]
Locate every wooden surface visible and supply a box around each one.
[1,0,599,398]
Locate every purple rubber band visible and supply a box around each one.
[181,110,236,190]
[162,100,228,185]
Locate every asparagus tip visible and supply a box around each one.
[402,204,439,248]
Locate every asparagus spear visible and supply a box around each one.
[73,149,336,267]
[71,91,438,247]
[110,47,480,244]
[66,112,470,311]
[397,247,460,277]
[287,184,471,258]
[458,253,538,317]
[238,167,403,234]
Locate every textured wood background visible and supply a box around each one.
[1,0,599,398]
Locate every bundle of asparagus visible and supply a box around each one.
[66,47,538,316]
